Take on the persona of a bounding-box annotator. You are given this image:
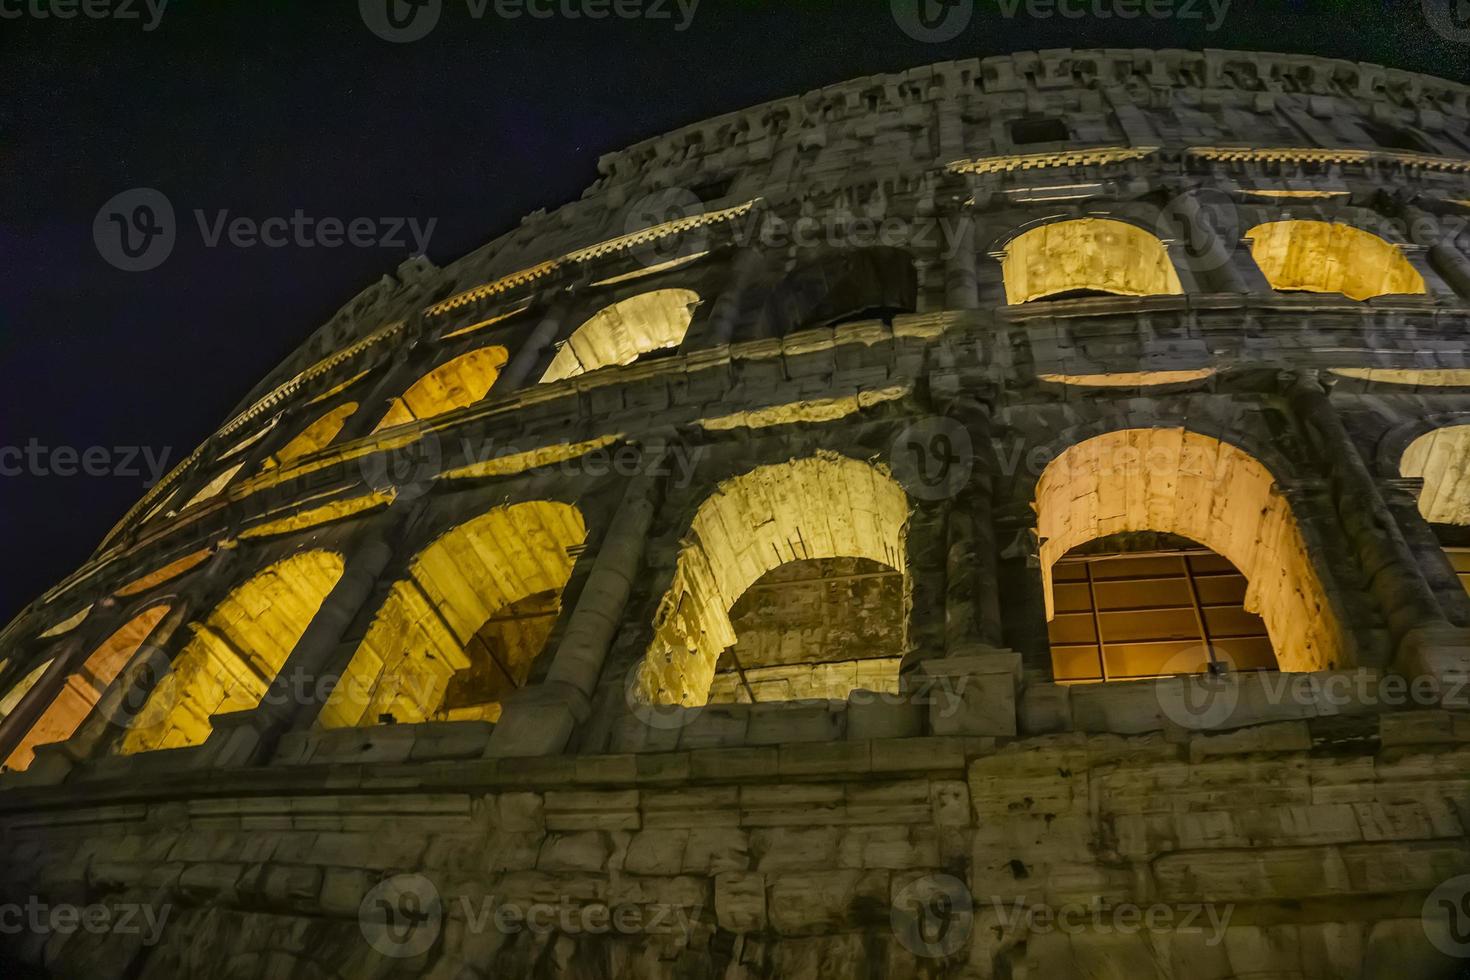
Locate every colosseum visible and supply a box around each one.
[2,46,1470,978]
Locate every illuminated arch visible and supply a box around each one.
[263,402,358,470]
[372,345,509,433]
[318,501,587,728]
[5,606,170,771]
[116,550,212,597]
[634,453,911,706]
[1400,425,1470,525]
[120,551,345,754]
[1035,428,1343,674]
[541,289,700,383]
[1002,218,1184,304]
[1246,220,1426,300]
[180,461,246,512]
[0,660,52,724]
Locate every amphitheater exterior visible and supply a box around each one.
[5,47,1470,978]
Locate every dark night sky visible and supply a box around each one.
[1,0,1465,625]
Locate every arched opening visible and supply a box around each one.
[634,453,911,707]
[180,461,246,512]
[115,550,212,598]
[4,606,170,771]
[372,345,509,433]
[1400,425,1470,526]
[263,402,359,470]
[0,660,52,724]
[759,247,918,335]
[1035,429,1343,677]
[540,289,700,383]
[38,605,92,639]
[318,501,587,728]
[707,556,905,703]
[1047,534,1275,682]
[1400,424,1470,600]
[119,551,345,754]
[1246,220,1426,300]
[1001,218,1184,304]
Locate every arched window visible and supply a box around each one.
[179,461,246,512]
[5,606,170,771]
[372,346,509,433]
[1400,425,1470,526]
[1002,218,1184,304]
[0,660,52,725]
[115,550,212,597]
[119,550,345,754]
[634,454,910,707]
[1035,429,1343,678]
[1246,221,1426,300]
[760,247,917,334]
[319,502,587,728]
[541,289,700,383]
[264,402,359,470]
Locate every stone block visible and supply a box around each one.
[537,832,610,873]
[715,872,766,932]
[911,653,1022,737]
[767,870,888,935]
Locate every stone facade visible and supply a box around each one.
[2,48,1470,978]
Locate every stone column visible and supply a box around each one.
[1286,371,1470,689]
[201,517,404,766]
[699,245,766,348]
[1382,477,1470,627]
[1163,188,1269,294]
[496,294,578,392]
[1402,206,1470,299]
[903,397,1021,737]
[487,439,669,758]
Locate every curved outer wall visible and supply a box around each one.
[2,48,1470,978]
